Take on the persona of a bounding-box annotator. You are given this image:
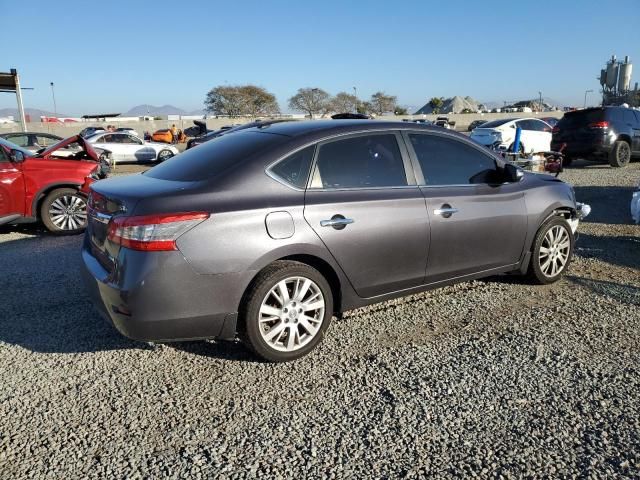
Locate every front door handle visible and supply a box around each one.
[433,204,459,218]
[320,215,354,230]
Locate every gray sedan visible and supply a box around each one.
[82,120,588,362]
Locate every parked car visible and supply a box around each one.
[185,119,294,150]
[551,106,640,167]
[0,132,62,153]
[470,118,552,153]
[79,126,106,138]
[184,120,210,138]
[86,132,178,163]
[82,120,588,362]
[467,119,488,131]
[0,135,107,234]
[331,113,371,119]
[151,129,173,143]
[115,127,140,137]
[435,117,455,129]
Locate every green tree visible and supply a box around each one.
[288,88,331,118]
[394,106,408,115]
[370,91,397,115]
[428,97,444,114]
[204,85,279,117]
[331,91,358,114]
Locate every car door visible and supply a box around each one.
[529,119,553,151]
[624,110,640,152]
[303,132,430,298]
[124,135,156,162]
[403,131,528,283]
[0,146,25,218]
[92,134,123,163]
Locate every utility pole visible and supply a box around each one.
[50,82,57,118]
[353,86,358,113]
[538,91,543,111]
[12,69,27,132]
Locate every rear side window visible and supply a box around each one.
[409,134,499,185]
[147,131,287,181]
[311,134,407,189]
[269,145,315,189]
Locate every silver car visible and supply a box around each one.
[82,120,589,362]
[86,132,178,164]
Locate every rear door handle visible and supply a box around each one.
[320,215,354,230]
[433,204,459,218]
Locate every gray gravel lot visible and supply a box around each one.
[1,161,639,478]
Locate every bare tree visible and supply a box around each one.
[370,92,397,115]
[204,85,279,117]
[331,91,358,114]
[288,88,330,118]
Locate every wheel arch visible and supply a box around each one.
[31,181,83,218]
[617,133,632,145]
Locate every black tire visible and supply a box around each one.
[526,216,574,285]
[40,188,88,235]
[239,260,334,362]
[608,140,631,167]
[157,149,174,162]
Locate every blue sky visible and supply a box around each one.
[1,0,639,115]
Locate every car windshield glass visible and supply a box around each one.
[478,119,514,128]
[0,137,32,156]
[558,109,605,128]
[146,131,287,181]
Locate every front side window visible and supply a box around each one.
[409,134,499,185]
[7,134,29,147]
[312,134,407,189]
[124,135,142,145]
[36,135,58,147]
[269,145,315,189]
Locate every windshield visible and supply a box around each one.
[477,118,515,128]
[146,130,288,181]
[0,137,33,157]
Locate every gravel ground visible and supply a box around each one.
[1,161,639,478]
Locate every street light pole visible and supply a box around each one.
[353,86,358,113]
[538,91,543,112]
[50,82,57,118]
[584,89,593,108]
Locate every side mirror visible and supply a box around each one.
[10,149,25,163]
[503,163,524,182]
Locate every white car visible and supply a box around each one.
[116,127,140,137]
[470,118,552,154]
[86,132,178,163]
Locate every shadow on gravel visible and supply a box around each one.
[575,233,640,270]
[572,185,637,225]
[168,340,255,362]
[0,233,149,354]
[567,276,640,307]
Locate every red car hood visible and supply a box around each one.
[38,135,100,162]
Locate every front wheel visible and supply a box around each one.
[40,188,88,235]
[526,216,574,284]
[240,261,333,362]
[157,149,174,162]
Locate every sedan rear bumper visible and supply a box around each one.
[81,241,252,342]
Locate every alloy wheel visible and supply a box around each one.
[258,276,325,352]
[49,195,87,231]
[158,150,173,162]
[619,142,631,164]
[538,225,570,277]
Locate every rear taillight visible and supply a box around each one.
[588,121,609,129]
[107,212,209,251]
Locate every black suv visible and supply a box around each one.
[551,106,640,167]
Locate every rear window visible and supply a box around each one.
[558,109,605,128]
[146,130,286,181]
[478,118,514,128]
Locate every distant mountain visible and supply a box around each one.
[188,109,206,116]
[125,104,189,116]
[0,107,67,119]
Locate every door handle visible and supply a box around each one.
[433,204,459,218]
[320,215,354,230]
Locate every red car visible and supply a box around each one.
[0,135,108,234]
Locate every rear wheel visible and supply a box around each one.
[40,188,88,235]
[526,216,574,284]
[157,149,174,162]
[608,140,631,167]
[240,261,333,362]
